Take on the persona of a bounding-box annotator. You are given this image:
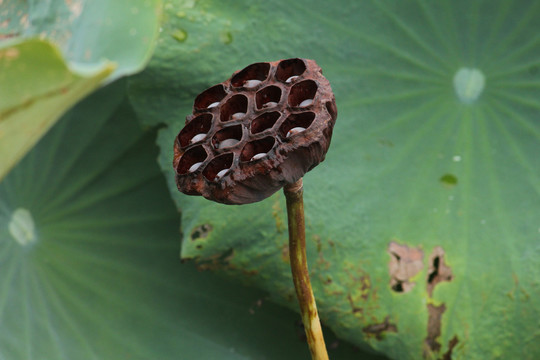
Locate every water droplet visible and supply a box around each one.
[172,28,187,42]
[9,208,37,246]
[129,28,137,36]
[440,174,458,187]
[453,68,485,104]
[131,7,139,14]
[452,155,462,162]
[480,219,486,225]
[220,30,233,44]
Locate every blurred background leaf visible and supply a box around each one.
[128,0,540,359]
[0,0,161,179]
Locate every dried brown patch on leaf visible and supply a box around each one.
[424,303,446,355]
[388,241,424,293]
[195,248,235,271]
[347,294,363,314]
[272,196,285,233]
[427,246,454,297]
[441,335,459,360]
[362,316,397,340]
[281,240,290,263]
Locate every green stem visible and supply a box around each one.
[284,178,329,360]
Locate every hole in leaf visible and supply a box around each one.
[194,84,227,110]
[256,86,282,109]
[427,246,453,297]
[191,224,213,240]
[288,80,318,107]
[220,94,248,122]
[212,125,243,149]
[231,62,270,87]
[240,137,275,162]
[276,58,306,82]
[251,111,281,134]
[279,112,315,140]
[387,241,423,293]
[177,146,208,174]
[177,114,213,147]
[203,153,234,182]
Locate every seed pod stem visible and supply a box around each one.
[284,178,329,360]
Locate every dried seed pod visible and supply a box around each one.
[173,58,337,204]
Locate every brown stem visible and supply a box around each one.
[284,178,329,360]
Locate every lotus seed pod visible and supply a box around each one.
[173,58,337,204]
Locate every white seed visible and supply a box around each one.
[251,153,266,161]
[263,101,277,108]
[286,127,306,138]
[188,162,203,173]
[215,169,229,180]
[218,138,239,149]
[299,99,313,107]
[207,102,220,108]
[244,79,261,88]
[285,76,299,83]
[190,133,206,143]
[231,112,246,120]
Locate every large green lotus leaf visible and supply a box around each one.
[0,0,161,180]
[129,0,540,359]
[0,79,381,360]
[0,38,113,180]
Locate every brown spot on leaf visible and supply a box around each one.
[347,294,363,314]
[191,224,213,240]
[388,241,424,293]
[362,316,397,340]
[195,248,234,271]
[281,240,290,262]
[424,303,446,355]
[272,196,285,233]
[441,335,459,360]
[427,247,453,297]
